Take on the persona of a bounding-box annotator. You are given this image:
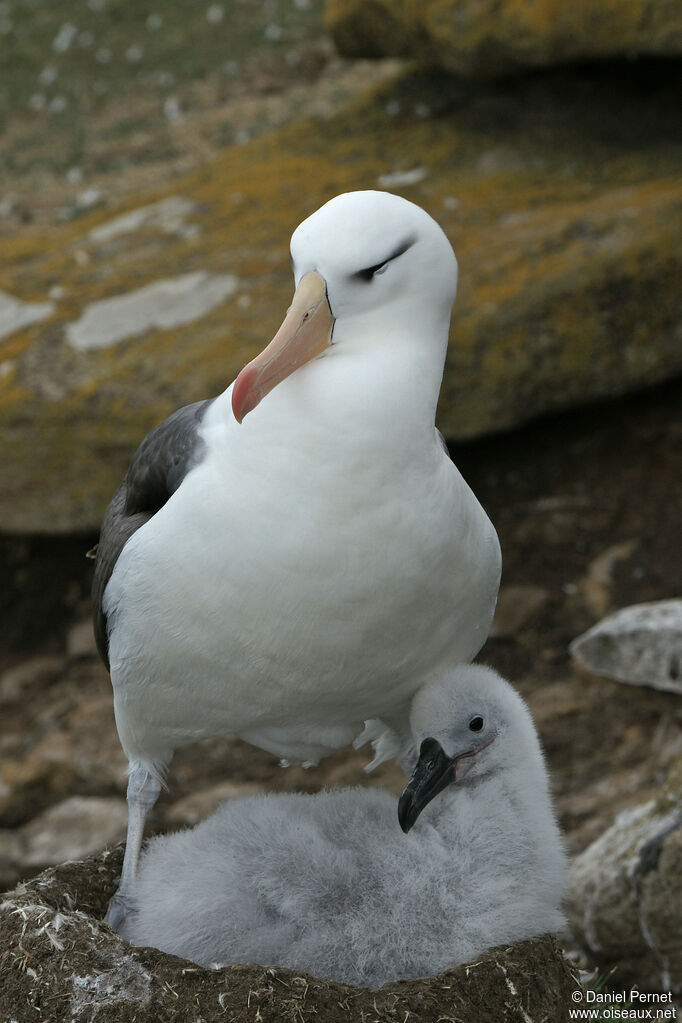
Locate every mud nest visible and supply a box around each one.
[0,846,579,1022]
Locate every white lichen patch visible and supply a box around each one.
[0,289,55,341]
[377,166,429,188]
[66,271,239,351]
[88,196,199,244]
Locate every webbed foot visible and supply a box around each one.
[104,890,134,931]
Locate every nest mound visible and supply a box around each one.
[0,846,579,1022]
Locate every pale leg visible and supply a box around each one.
[104,763,162,930]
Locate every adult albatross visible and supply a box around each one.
[92,190,501,928]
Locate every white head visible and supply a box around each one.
[291,190,457,333]
[399,665,545,832]
[232,191,458,423]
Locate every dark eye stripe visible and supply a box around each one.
[353,235,417,283]
[355,260,388,282]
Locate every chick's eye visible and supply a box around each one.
[469,716,484,732]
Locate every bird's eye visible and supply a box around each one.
[354,260,388,282]
[469,716,484,732]
[352,236,417,284]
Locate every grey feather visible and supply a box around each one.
[92,399,213,669]
[120,666,568,985]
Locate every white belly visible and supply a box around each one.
[104,425,500,765]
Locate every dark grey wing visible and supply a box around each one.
[92,398,213,670]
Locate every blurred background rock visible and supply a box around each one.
[0,0,680,1002]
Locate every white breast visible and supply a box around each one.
[104,388,500,766]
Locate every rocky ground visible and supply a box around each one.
[2,376,681,992]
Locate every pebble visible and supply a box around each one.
[52,23,77,53]
[163,96,182,122]
[49,95,68,114]
[206,5,224,24]
[18,796,128,872]
[570,599,682,694]
[38,65,58,86]
[76,187,104,210]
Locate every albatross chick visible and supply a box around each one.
[121,666,567,986]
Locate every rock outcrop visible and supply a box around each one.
[1,63,680,532]
[566,756,682,994]
[326,0,682,76]
[0,847,579,1023]
[570,599,682,694]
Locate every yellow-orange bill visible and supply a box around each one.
[232,271,334,423]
